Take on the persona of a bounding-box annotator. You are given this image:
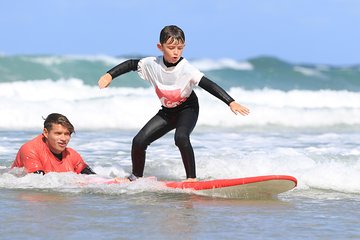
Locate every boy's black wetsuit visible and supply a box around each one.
[107,58,234,179]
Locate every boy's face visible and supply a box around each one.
[43,123,71,154]
[157,38,185,64]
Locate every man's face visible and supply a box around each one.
[43,124,71,154]
[157,38,185,64]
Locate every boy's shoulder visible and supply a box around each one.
[140,56,160,63]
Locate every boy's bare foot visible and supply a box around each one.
[113,177,130,183]
[183,178,197,182]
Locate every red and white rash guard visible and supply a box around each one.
[11,134,87,174]
[137,56,204,108]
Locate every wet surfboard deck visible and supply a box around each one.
[164,175,297,198]
[100,175,297,199]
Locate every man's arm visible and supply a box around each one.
[69,149,96,174]
[80,165,96,175]
[14,145,44,173]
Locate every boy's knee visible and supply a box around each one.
[174,134,190,148]
[132,134,148,149]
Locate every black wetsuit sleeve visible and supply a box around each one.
[198,76,235,105]
[107,59,140,79]
[33,170,45,175]
[80,165,96,175]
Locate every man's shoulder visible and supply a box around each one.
[20,134,44,151]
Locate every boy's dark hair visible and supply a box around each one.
[43,113,75,134]
[159,25,185,44]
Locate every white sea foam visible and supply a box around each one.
[18,55,254,72]
[191,58,254,71]
[293,66,326,78]
[2,130,360,196]
[21,55,127,67]
[1,79,360,130]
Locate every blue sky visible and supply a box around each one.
[1,0,359,65]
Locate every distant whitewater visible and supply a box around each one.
[1,55,360,90]
[1,55,360,130]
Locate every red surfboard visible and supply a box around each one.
[97,175,297,199]
[164,175,297,199]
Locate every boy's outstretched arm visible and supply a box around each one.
[198,76,250,116]
[98,59,140,89]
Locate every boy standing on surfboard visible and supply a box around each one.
[98,25,249,181]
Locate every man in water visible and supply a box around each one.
[12,113,95,175]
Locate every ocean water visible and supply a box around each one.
[1,55,360,239]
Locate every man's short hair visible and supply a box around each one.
[43,113,75,134]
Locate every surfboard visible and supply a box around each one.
[164,175,297,199]
[98,175,297,199]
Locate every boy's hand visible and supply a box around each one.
[98,73,113,89]
[229,101,250,116]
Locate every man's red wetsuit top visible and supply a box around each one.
[11,134,88,174]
